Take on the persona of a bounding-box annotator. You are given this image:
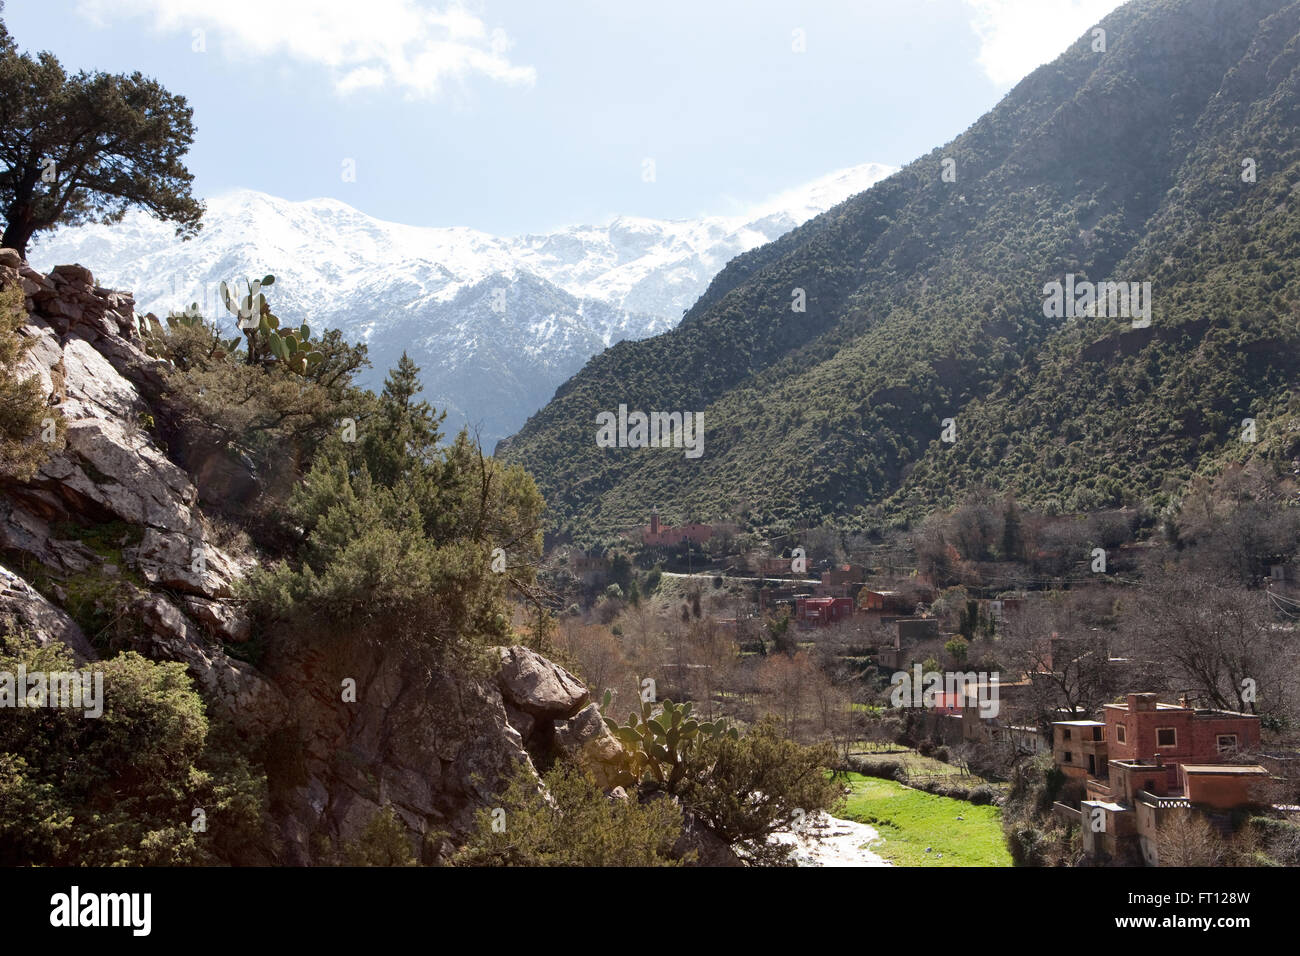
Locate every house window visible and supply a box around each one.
[1217,734,1238,753]
[1157,728,1176,748]
[1064,751,1073,763]
[1063,728,1072,740]
[1092,726,1104,741]
[1116,725,1126,744]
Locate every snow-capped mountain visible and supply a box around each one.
[29,161,895,445]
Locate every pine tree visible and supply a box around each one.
[361,352,445,487]
[0,10,203,258]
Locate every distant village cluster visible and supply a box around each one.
[543,492,1300,867]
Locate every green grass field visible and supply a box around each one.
[840,773,1013,867]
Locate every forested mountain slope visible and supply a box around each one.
[498,0,1300,539]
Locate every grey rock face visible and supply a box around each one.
[0,561,97,663]
[0,254,638,866]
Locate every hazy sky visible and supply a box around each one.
[6,0,1124,233]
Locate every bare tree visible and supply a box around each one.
[1129,570,1300,720]
[1156,812,1227,867]
[999,596,1119,727]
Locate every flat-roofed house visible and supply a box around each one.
[1053,693,1271,865]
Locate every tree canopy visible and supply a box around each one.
[0,6,202,258]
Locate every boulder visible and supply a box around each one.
[495,644,589,719]
[125,528,245,598]
[54,419,198,532]
[49,263,94,290]
[181,595,252,643]
[129,591,289,737]
[554,702,628,789]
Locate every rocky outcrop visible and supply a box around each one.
[0,254,249,603]
[494,645,628,789]
[0,253,636,864]
[0,561,97,663]
[124,589,288,737]
[554,702,628,789]
[0,255,638,865]
[0,256,263,731]
[262,638,538,864]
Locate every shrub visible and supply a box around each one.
[1009,823,1048,867]
[341,805,418,866]
[677,718,842,866]
[847,756,904,780]
[454,761,683,867]
[0,284,62,480]
[0,630,273,865]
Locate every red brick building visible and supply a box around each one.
[640,507,713,547]
[1052,693,1269,865]
[1102,692,1260,775]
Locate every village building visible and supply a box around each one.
[859,589,913,615]
[794,595,856,628]
[1051,693,1271,865]
[638,506,713,547]
[876,617,941,670]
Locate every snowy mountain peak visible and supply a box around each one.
[29,161,897,445]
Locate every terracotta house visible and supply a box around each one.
[1053,693,1270,865]
[640,507,713,547]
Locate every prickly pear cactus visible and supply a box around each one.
[219,274,323,374]
[599,689,738,792]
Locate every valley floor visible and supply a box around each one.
[838,774,1013,867]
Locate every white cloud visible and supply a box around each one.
[76,0,536,98]
[960,0,1126,86]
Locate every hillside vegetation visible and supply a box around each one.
[499,0,1300,540]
